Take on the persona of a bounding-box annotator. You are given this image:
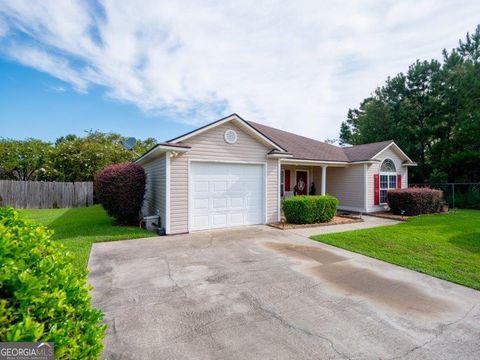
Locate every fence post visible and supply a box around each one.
[452,183,455,209]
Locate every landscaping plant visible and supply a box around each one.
[283,195,338,224]
[0,207,105,358]
[94,162,146,225]
[387,187,443,216]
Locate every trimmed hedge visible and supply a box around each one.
[94,162,146,225]
[283,195,338,224]
[388,187,443,216]
[0,207,105,358]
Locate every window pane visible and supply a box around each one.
[380,190,388,203]
[389,175,397,189]
[381,159,396,173]
[380,175,388,188]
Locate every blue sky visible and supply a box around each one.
[1,1,480,143]
[0,58,192,142]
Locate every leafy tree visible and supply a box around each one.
[340,25,480,182]
[0,132,157,182]
[46,131,157,182]
[0,139,52,180]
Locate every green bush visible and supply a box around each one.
[387,188,443,215]
[283,195,338,224]
[0,207,105,359]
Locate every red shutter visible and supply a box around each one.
[374,174,380,205]
[285,170,291,191]
[397,175,402,189]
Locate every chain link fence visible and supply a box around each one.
[409,182,480,209]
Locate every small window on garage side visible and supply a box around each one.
[380,159,397,204]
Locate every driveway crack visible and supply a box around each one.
[389,304,478,360]
[164,256,187,298]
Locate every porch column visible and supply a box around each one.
[321,166,327,195]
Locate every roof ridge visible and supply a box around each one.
[247,120,342,150]
[344,140,394,148]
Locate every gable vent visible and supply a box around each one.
[224,129,238,144]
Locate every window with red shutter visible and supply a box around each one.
[374,174,380,205]
[285,170,290,191]
[397,174,402,189]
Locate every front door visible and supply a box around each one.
[296,171,308,195]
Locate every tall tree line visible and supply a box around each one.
[0,131,156,182]
[340,26,480,183]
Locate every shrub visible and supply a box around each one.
[0,207,105,358]
[283,195,338,224]
[94,162,146,225]
[387,187,443,216]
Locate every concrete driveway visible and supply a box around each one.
[89,225,480,359]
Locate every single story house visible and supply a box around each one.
[135,113,416,234]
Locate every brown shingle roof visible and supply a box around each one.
[247,121,350,162]
[343,140,394,162]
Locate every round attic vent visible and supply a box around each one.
[224,129,238,144]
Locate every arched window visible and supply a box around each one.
[379,159,397,204]
[380,159,396,173]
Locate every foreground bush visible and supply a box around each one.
[388,187,443,215]
[0,207,105,358]
[94,162,146,225]
[283,195,338,224]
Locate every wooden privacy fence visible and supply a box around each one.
[0,180,93,209]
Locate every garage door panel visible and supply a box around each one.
[190,162,264,231]
[212,198,227,209]
[194,198,209,210]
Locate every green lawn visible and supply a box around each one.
[20,205,156,269]
[310,210,480,290]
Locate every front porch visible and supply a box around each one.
[280,160,346,199]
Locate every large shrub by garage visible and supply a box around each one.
[387,187,443,216]
[0,207,105,358]
[94,162,146,225]
[283,195,338,224]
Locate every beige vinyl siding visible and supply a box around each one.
[267,159,279,222]
[326,165,365,211]
[141,154,167,225]
[367,147,409,212]
[170,122,277,234]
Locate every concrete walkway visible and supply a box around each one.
[286,214,401,237]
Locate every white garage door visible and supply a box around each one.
[190,162,264,231]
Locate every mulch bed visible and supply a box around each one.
[367,211,410,221]
[268,215,363,230]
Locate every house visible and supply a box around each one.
[135,114,416,234]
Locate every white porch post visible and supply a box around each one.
[321,166,327,195]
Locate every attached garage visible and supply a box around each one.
[189,162,265,231]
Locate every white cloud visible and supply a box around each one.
[0,17,7,37]
[0,0,479,140]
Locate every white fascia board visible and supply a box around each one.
[267,153,294,159]
[280,158,348,166]
[372,142,414,163]
[135,145,190,165]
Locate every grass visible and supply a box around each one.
[20,205,156,269]
[310,210,480,290]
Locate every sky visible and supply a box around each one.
[1,0,480,143]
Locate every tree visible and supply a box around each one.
[0,139,52,180]
[45,131,157,182]
[340,25,480,183]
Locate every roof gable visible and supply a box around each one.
[167,114,287,152]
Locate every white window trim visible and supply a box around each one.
[379,158,398,205]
